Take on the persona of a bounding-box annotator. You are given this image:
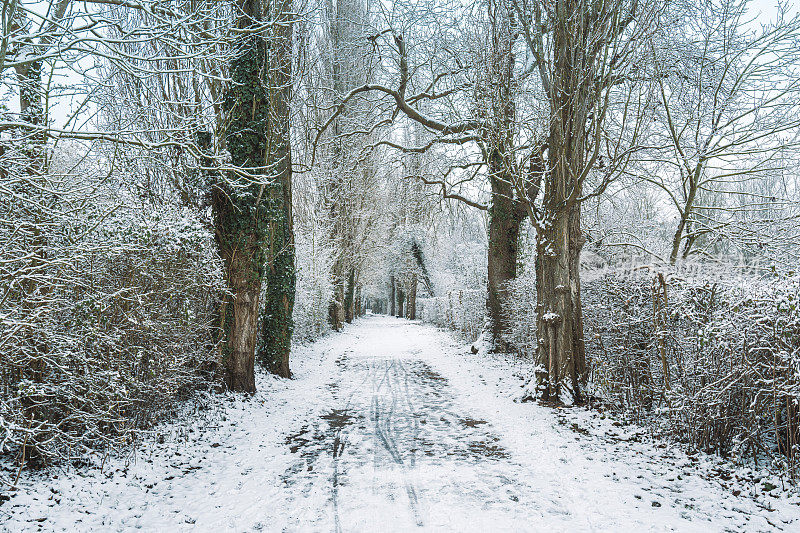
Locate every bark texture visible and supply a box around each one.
[534,205,586,402]
[484,1,524,350]
[219,264,259,392]
[534,0,594,402]
[258,0,295,378]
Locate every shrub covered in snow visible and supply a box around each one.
[416,226,487,341]
[0,203,223,466]
[291,230,333,344]
[420,252,800,480]
[582,263,800,479]
[417,290,485,342]
[504,268,538,358]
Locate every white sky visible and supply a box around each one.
[752,0,798,17]
[3,0,797,130]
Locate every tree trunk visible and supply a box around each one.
[534,206,586,403]
[487,173,521,350]
[220,264,259,392]
[409,274,417,319]
[389,275,396,316]
[533,0,591,403]
[14,27,51,442]
[344,267,355,323]
[670,156,703,264]
[213,0,291,391]
[397,286,405,318]
[213,3,265,393]
[484,3,522,351]
[329,274,345,330]
[212,221,262,393]
[16,51,47,302]
[669,214,688,265]
[16,58,46,173]
[259,0,295,378]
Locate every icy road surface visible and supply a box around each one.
[3,315,800,531]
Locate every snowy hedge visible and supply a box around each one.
[0,205,223,465]
[417,257,800,478]
[291,231,333,344]
[583,264,800,477]
[417,290,484,341]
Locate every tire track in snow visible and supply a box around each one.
[369,358,424,526]
[330,352,372,533]
[282,320,524,531]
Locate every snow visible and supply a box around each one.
[3,315,800,531]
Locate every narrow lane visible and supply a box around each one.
[282,319,534,531]
[5,316,798,532]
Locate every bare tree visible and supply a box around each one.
[313,0,530,349]
[307,0,379,329]
[513,0,657,402]
[644,0,800,264]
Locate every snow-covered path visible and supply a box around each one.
[3,316,800,532]
[283,326,534,531]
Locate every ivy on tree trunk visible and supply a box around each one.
[212,0,274,392]
[258,0,295,378]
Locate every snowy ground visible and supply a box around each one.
[3,315,800,532]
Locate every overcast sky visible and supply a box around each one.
[3,0,798,130]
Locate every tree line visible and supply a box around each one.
[2,0,800,466]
